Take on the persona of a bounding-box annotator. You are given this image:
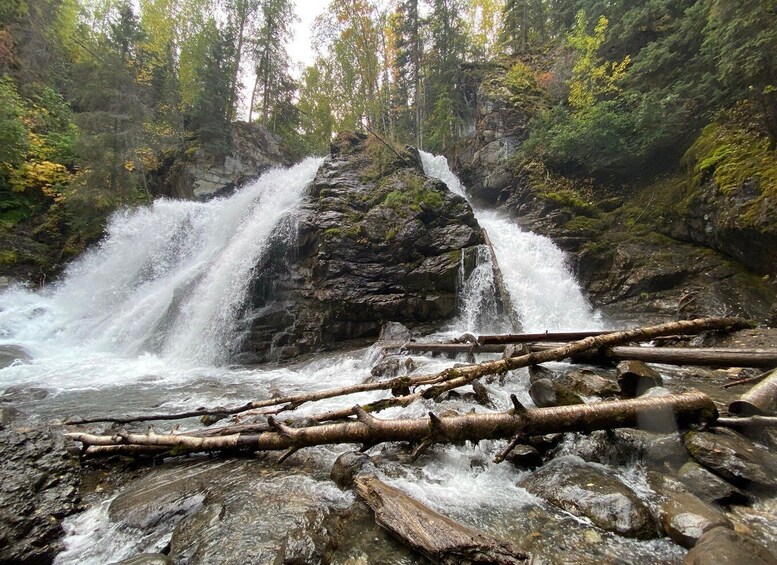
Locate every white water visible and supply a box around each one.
[0,153,680,564]
[420,151,602,333]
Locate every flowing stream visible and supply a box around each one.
[0,155,695,564]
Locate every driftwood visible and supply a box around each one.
[66,317,749,426]
[482,228,522,333]
[66,391,717,459]
[728,369,777,416]
[354,475,529,564]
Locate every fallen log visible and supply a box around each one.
[715,415,777,430]
[354,474,529,564]
[728,369,777,416]
[66,390,717,459]
[475,330,613,345]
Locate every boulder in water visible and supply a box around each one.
[659,491,732,548]
[683,526,777,565]
[518,456,658,539]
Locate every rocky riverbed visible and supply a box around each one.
[2,328,777,564]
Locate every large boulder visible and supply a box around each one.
[0,422,81,564]
[237,132,484,363]
[518,456,658,539]
[684,430,777,490]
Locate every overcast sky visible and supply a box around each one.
[289,0,330,72]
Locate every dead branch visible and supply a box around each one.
[355,475,529,564]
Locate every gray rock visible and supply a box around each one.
[660,491,732,548]
[559,369,620,398]
[0,405,23,428]
[330,451,376,489]
[0,344,32,368]
[684,430,777,489]
[616,360,663,397]
[518,456,658,539]
[113,553,174,565]
[0,424,81,563]
[678,461,750,505]
[683,526,777,565]
[0,385,49,403]
[505,444,543,469]
[377,321,412,343]
[529,378,584,408]
[370,355,417,379]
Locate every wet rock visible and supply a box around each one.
[377,321,412,343]
[0,405,23,428]
[166,461,349,564]
[518,456,658,539]
[557,429,688,469]
[678,461,750,505]
[683,526,777,565]
[684,430,777,489]
[113,553,174,565]
[274,508,337,565]
[370,355,417,379]
[559,369,620,398]
[616,361,663,397]
[330,452,376,489]
[0,423,81,564]
[660,491,732,548]
[504,444,543,470]
[529,378,584,408]
[155,121,291,200]
[0,344,32,368]
[0,384,49,403]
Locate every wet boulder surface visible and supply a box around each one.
[518,455,659,539]
[0,416,81,564]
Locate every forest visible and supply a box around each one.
[1,0,775,281]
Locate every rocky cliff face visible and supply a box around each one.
[153,121,292,200]
[451,65,776,325]
[236,132,483,363]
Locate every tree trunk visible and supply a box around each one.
[66,390,717,458]
[354,475,529,564]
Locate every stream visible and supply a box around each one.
[0,155,772,564]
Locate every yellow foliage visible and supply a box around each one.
[9,160,70,200]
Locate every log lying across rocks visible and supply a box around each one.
[354,475,529,564]
[66,390,717,459]
[394,343,777,369]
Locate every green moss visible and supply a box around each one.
[541,189,600,217]
[564,215,610,237]
[0,250,18,266]
[382,173,444,215]
[684,122,777,228]
[324,227,342,238]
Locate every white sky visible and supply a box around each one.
[289,0,330,72]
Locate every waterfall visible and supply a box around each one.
[0,158,323,373]
[420,151,601,333]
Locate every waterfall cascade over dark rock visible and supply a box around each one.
[238,132,484,363]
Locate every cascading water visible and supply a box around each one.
[0,158,322,385]
[420,151,602,333]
